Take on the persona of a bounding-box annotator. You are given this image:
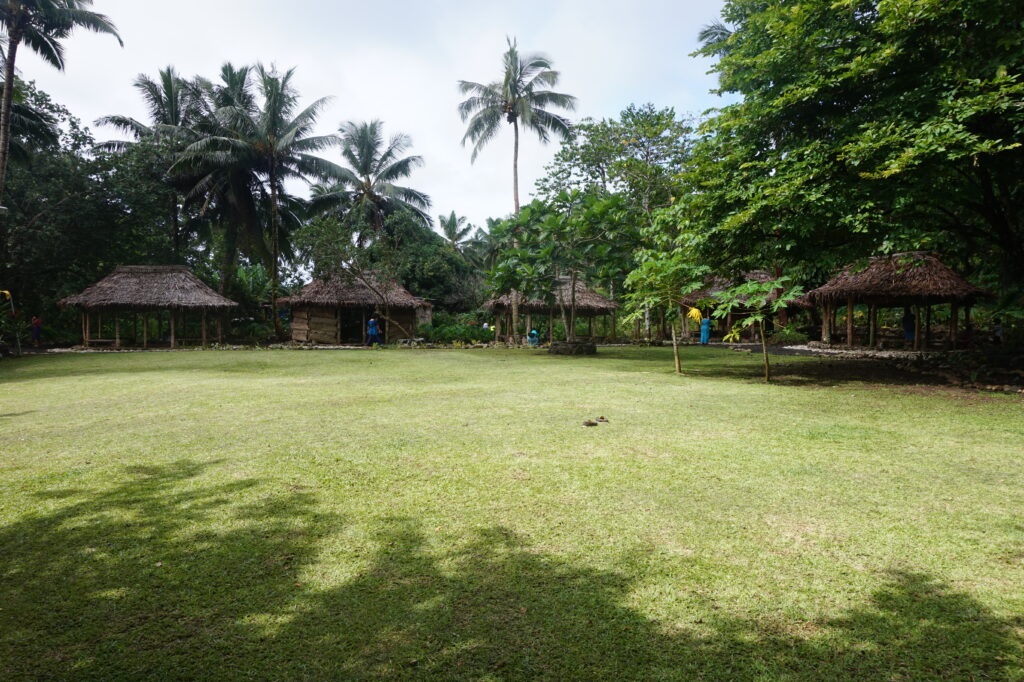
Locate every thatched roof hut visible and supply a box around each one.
[281,275,420,309]
[807,252,985,349]
[58,265,236,348]
[807,252,984,306]
[59,265,236,311]
[281,275,424,345]
[483,278,618,316]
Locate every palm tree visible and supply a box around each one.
[697,20,733,54]
[311,120,430,240]
[458,37,574,343]
[174,64,340,335]
[457,37,576,213]
[96,66,196,256]
[438,210,472,254]
[0,0,122,201]
[96,66,193,145]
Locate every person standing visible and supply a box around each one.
[366,317,383,346]
[30,316,42,347]
[902,308,916,346]
[699,317,711,345]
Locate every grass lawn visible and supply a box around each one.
[1,347,1022,680]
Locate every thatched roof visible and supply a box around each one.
[484,278,618,315]
[282,275,420,309]
[58,266,237,311]
[807,252,984,306]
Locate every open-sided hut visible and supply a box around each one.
[807,251,985,349]
[483,278,618,342]
[58,265,237,348]
[283,275,422,344]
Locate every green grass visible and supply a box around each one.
[1,347,1022,680]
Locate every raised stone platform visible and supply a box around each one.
[548,341,597,356]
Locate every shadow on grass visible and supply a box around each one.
[593,347,951,389]
[2,460,1019,679]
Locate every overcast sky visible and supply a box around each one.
[20,0,729,232]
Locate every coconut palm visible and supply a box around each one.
[96,67,197,256]
[438,211,472,254]
[95,66,193,147]
[311,120,430,240]
[173,64,340,335]
[457,37,576,213]
[0,0,122,200]
[458,37,575,343]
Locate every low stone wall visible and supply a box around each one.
[548,341,597,355]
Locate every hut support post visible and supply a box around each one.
[820,305,830,344]
[913,305,921,351]
[85,313,90,348]
[143,313,148,349]
[201,310,207,347]
[925,305,932,347]
[115,316,120,348]
[526,313,532,337]
[588,316,594,339]
[868,305,877,347]
[216,316,223,344]
[170,311,176,349]
[950,303,959,349]
[846,297,855,347]
[964,306,972,346]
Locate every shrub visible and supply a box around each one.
[767,325,809,346]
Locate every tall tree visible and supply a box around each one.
[311,119,431,241]
[458,37,575,341]
[0,0,121,202]
[96,67,196,257]
[438,210,472,254]
[174,64,339,334]
[457,37,576,213]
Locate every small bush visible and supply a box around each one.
[767,325,809,346]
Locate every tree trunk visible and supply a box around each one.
[269,167,283,338]
[671,317,681,374]
[0,30,22,203]
[846,297,855,347]
[759,321,771,383]
[509,118,521,345]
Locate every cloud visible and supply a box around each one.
[17,0,729,231]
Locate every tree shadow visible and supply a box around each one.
[2,468,1019,679]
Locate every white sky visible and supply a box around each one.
[19,0,730,232]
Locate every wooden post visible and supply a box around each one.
[80,313,85,346]
[217,315,223,344]
[868,305,877,347]
[85,313,90,348]
[201,310,208,347]
[913,305,921,351]
[950,303,959,349]
[115,316,120,348]
[143,313,148,349]
[495,309,502,342]
[170,311,176,349]
[925,305,932,348]
[846,297,855,347]
[526,313,533,336]
[588,316,594,339]
[964,306,972,347]
[362,309,367,344]
[549,308,554,342]
[820,304,830,344]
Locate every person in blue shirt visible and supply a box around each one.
[901,308,915,344]
[528,329,540,346]
[699,317,711,345]
[367,317,383,346]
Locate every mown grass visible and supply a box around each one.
[1,347,1022,680]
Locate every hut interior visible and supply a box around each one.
[58,265,237,348]
[807,252,985,350]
